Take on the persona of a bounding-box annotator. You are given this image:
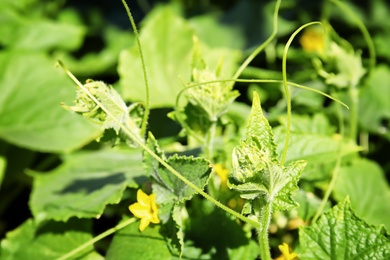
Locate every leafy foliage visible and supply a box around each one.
[299,199,390,259]
[1,0,390,259]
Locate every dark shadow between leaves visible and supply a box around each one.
[56,173,126,195]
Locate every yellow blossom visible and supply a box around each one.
[214,163,228,183]
[299,28,325,53]
[275,243,298,260]
[129,189,160,232]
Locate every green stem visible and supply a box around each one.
[231,0,281,82]
[58,61,260,229]
[258,202,273,260]
[205,120,217,160]
[121,0,150,137]
[312,145,342,223]
[56,218,137,260]
[280,21,322,165]
[312,92,344,223]
[348,86,359,141]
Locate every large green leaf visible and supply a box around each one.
[298,199,390,259]
[30,149,145,221]
[0,218,101,260]
[359,65,390,140]
[333,158,390,231]
[0,52,100,152]
[0,8,85,51]
[118,6,194,108]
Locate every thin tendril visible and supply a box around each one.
[56,218,137,260]
[231,0,281,83]
[121,0,150,137]
[280,21,322,165]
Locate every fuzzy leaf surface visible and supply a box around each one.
[298,199,390,259]
[30,149,145,221]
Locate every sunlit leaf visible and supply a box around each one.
[30,149,145,221]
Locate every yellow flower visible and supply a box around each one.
[214,163,228,183]
[275,243,298,260]
[299,28,325,53]
[129,189,160,231]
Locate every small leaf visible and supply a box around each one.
[333,158,390,231]
[298,199,390,259]
[245,91,277,158]
[272,160,307,211]
[0,218,101,259]
[30,149,145,221]
[0,156,6,189]
[152,155,211,203]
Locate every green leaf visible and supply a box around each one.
[333,158,390,231]
[106,216,173,260]
[0,218,101,260]
[118,6,194,108]
[0,52,100,152]
[189,13,245,49]
[0,8,85,51]
[359,65,390,140]
[245,91,277,158]
[298,199,390,259]
[151,154,211,204]
[57,26,135,77]
[319,42,366,88]
[272,160,307,211]
[30,149,145,221]
[145,133,211,206]
[274,114,361,164]
[230,91,306,211]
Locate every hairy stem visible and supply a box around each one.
[205,120,217,160]
[258,202,273,260]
